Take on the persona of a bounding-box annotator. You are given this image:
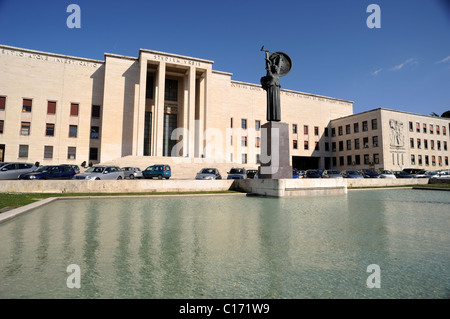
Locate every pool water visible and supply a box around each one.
[0,189,449,298]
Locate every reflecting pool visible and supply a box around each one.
[0,189,449,298]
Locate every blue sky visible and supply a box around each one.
[1,0,449,116]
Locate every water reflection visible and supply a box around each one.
[0,190,448,298]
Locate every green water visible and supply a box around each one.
[0,189,449,298]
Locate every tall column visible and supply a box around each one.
[195,72,206,158]
[154,61,166,156]
[187,66,196,158]
[135,58,147,156]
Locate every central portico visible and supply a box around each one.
[101,49,214,162]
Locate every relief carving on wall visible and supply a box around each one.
[389,119,405,148]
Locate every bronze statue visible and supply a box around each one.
[260,46,292,122]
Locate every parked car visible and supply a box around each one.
[431,170,450,179]
[73,166,124,180]
[122,167,143,179]
[341,170,364,178]
[393,171,414,178]
[292,169,300,179]
[378,170,396,179]
[246,169,258,179]
[361,169,380,178]
[304,170,322,178]
[323,170,343,178]
[195,168,222,180]
[0,162,37,179]
[412,170,435,178]
[19,165,76,180]
[142,164,171,179]
[403,168,423,175]
[227,168,247,179]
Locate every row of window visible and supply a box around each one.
[0,121,100,139]
[17,145,99,161]
[334,153,380,166]
[409,121,447,135]
[409,138,447,150]
[410,154,449,166]
[332,119,378,137]
[0,96,101,118]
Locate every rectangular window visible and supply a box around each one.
[331,127,336,137]
[423,123,427,133]
[372,119,378,130]
[443,126,446,135]
[430,124,434,134]
[69,125,78,138]
[165,79,178,101]
[364,154,370,164]
[241,119,247,129]
[90,126,99,139]
[345,125,350,134]
[0,120,3,134]
[325,142,329,151]
[46,123,55,136]
[241,136,247,147]
[346,140,351,150]
[22,99,32,112]
[146,75,154,99]
[67,147,76,160]
[324,127,329,137]
[355,155,361,165]
[21,122,30,135]
[444,141,447,151]
[339,141,344,151]
[256,136,260,148]
[292,124,297,134]
[431,140,435,150]
[437,140,441,150]
[92,105,101,118]
[436,125,440,135]
[409,121,413,132]
[432,155,436,166]
[425,155,429,166]
[338,126,343,136]
[339,156,344,166]
[293,140,298,149]
[445,156,449,166]
[47,101,56,114]
[242,153,247,164]
[255,120,261,131]
[315,141,319,151]
[0,96,5,110]
[363,137,369,148]
[89,147,98,161]
[416,122,420,133]
[347,155,352,165]
[230,118,233,128]
[354,123,359,133]
[418,155,422,166]
[417,138,421,149]
[424,139,428,149]
[18,145,29,158]
[411,155,415,165]
[372,136,378,147]
[373,153,380,164]
[304,125,309,135]
[362,121,368,131]
[70,103,79,116]
[354,138,360,150]
[230,135,233,145]
[410,138,414,148]
[332,157,337,166]
[332,142,336,152]
[314,126,319,136]
[304,141,309,150]
[44,145,53,159]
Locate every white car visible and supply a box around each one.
[378,170,396,179]
[73,166,124,180]
[431,170,450,179]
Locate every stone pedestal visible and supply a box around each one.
[258,122,292,179]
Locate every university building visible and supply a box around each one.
[0,44,449,173]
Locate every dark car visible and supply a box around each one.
[19,165,76,180]
[305,170,322,178]
[342,170,364,178]
[393,171,414,178]
[227,168,247,179]
[361,169,380,178]
[142,164,171,179]
[292,169,300,179]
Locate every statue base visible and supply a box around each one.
[258,121,293,179]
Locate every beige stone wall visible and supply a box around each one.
[0,45,103,164]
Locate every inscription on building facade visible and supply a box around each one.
[1,48,99,67]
